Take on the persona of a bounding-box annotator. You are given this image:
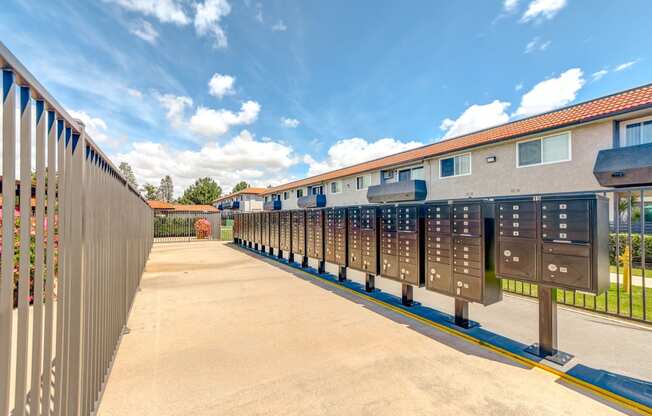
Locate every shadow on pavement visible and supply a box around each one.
[230,243,652,414]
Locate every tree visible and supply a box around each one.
[157,175,174,202]
[119,162,137,188]
[231,181,249,194]
[177,177,222,205]
[141,183,158,200]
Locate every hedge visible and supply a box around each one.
[609,233,652,266]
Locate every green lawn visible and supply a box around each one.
[609,265,652,278]
[502,280,652,322]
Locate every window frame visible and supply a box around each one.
[623,118,652,147]
[296,188,304,198]
[356,174,371,190]
[283,191,288,200]
[516,131,572,168]
[330,181,342,194]
[439,152,472,179]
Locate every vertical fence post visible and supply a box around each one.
[0,68,16,416]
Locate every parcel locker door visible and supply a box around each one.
[381,255,399,279]
[541,243,592,290]
[426,262,452,294]
[453,275,482,302]
[497,238,537,281]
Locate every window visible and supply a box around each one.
[356,175,371,190]
[440,154,471,178]
[397,166,424,182]
[411,167,424,180]
[296,188,304,198]
[517,132,570,167]
[310,185,323,195]
[625,120,652,146]
[283,191,288,200]
[330,181,341,194]
[264,196,269,203]
[398,169,411,182]
[381,169,395,183]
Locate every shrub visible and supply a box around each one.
[194,218,211,239]
[609,233,652,266]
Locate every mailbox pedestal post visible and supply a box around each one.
[454,298,472,328]
[401,284,413,306]
[317,260,325,274]
[525,287,573,365]
[288,252,294,264]
[338,266,347,282]
[301,255,308,268]
[365,274,375,292]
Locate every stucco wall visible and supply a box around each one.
[425,122,612,200]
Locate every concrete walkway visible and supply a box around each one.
[98,241,637,416]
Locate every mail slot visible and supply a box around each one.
[494,194,609,294]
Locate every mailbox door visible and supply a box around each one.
[497,238,537,281]
[426,262,452,294]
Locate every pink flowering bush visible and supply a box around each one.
[194,218,211,239]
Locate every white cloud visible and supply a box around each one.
[157,93,193,128]
[208,73,236,98]
[281,117,300,128]
[188,100,260,138]
[304,137,423,177]
[440,100,511,139]
[116,130,297,196]
[130,19,159,44]
[194,0,231,48]
[615,60,639,71]
[68,109,127,148]
[503,0,520,12]
[272,20,287,32]
[521,0,567,22]
[127,88,143,98]
[524,37,551,53]
[513,68,585,117]
[592,69,608,81]
[108,0,190,25]
[255,2,263,22]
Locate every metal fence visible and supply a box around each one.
[153,211,221,242]
[0,41,152,416]
[503,187,652,324]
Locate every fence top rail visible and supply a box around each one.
[0,40,147,204]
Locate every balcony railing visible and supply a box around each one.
[0,41,152,415]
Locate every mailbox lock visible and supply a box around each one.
[504,249,512,256]
[457,281,463,287]
[548,263,558,272]
[560,213,567,219]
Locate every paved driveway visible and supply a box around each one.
[98,241,631,415]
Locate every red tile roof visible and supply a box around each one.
[170,204,219,213]
[212,187,267,204]
[264,83,652,194]
[148,200,175,210]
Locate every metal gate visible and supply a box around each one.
[153,211,221,242]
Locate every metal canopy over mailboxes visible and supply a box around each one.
[366,179,427,203]
[593,142,652,188]
[495,193,610,294]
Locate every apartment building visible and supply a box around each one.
[263,84,652,207]
[214,187,266,212]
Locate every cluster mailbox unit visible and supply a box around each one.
[494,193,609,362]
[291,210,307,266]
[348,206,380,290]
[279,210,292,259]
[325,207,348,279]
[232,187,610,364]
[269,211,280,255]
[306,209,326,272]
[379,204,424,305]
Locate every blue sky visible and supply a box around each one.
[1,0,650,195]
